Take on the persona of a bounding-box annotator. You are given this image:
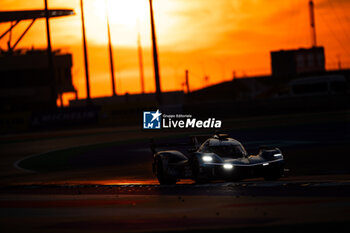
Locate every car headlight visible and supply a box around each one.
[223,164,233,169]
[202,155,213,162]
[274,153,283,157]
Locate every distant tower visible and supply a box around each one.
[309,0,317,47]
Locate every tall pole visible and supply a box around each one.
[44,0,57,108]
[105,0,116,96]
[309,0,317,47]
[149,0,162,105]
[185,69,190,94]
[80,0,91,102]
[137,31,145,94]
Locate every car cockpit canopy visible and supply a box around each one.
[198,136,247,158]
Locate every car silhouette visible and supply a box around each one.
[151,134,284,185]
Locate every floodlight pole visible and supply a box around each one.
[137,31,145,94]
[44,0,57,108]
[105,0,117,96]
[309,0,317,47]
[80,0,91,102]
[149,0,162,105]
[185,69,190,94]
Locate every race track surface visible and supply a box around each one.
[1,176,350,233]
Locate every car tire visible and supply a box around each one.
[154,156,177,185]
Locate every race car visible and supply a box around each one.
[151,134,284,184]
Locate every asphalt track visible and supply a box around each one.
[15,120,350,180]
[1,177,350,233]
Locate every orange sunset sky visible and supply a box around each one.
[1,0,350,105]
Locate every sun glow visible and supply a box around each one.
[93,0,149,28]
[1,0,350,104]
[87,0,181,47]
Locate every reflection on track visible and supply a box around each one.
[102,180,350,188]
[4,179,350,197]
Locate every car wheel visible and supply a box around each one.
[154,157,177,185]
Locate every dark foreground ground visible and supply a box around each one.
[1,176,350,233]
[0,111,349,232]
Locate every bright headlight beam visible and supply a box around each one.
[223,164,233,169]
[202,155,213,162]
[263,163,269,166]
[274,153,282,157]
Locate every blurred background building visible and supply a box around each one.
[0,49,76,112]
